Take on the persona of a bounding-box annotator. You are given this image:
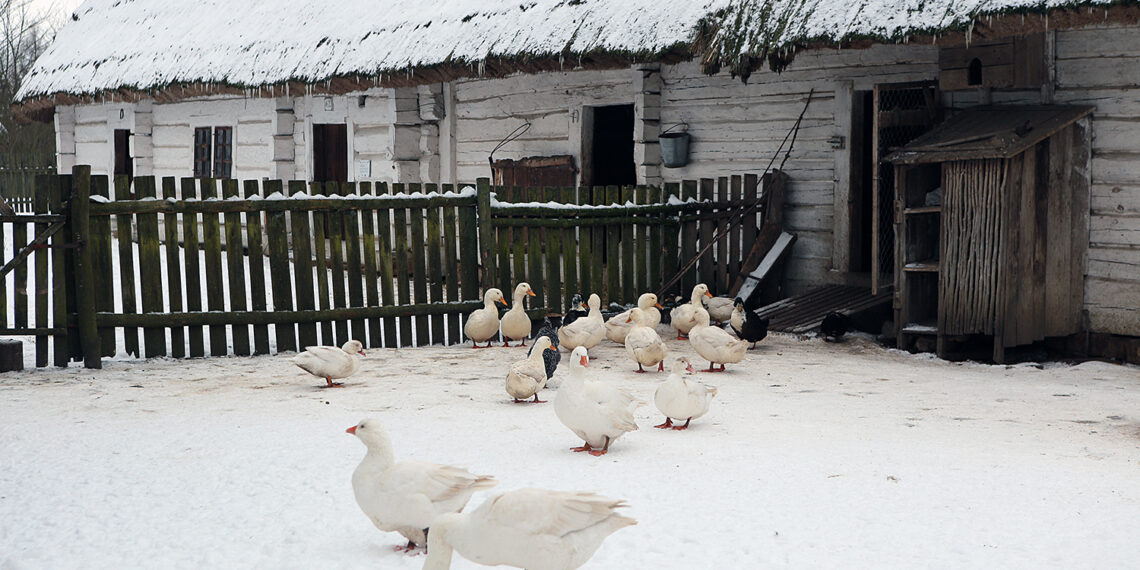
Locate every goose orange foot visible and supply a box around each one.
[570,444,593,453]
[654,418,674,429]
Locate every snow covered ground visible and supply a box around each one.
[1,332,1138,569]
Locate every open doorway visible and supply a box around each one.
[113,129,133,182]
[849,91,875,273]
[312,124,348,183]
[582,104,635,188]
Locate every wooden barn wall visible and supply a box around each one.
[942,24,1140,337]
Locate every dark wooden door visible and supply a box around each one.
[313,124,348,183]
[114,129,133,181]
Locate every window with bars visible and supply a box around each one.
[193,126,234,178]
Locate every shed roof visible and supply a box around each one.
[14,0,1120,111]
[885,105,1094,164]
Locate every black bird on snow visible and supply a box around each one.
[729,297,770,349]
[820,311,850,342]
[561,293,588,327]
[527,318,561,380]
[657,294,685,325]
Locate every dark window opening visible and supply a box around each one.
[113,129,133,181]
[850,90,875,272]
[968,58,983,86]
[194,127,212,178]
[213,127,233,179]
[312,124,348,183]
[586,104,635,187]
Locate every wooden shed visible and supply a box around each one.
[885,105,1093,362]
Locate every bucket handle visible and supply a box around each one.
[661,122,688,136]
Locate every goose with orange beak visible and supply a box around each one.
[464,288,508,348]
[604,292,664,344]
[500,282,537,347]
[669,283,712,340]
[553,347,640,456]
[623,308,668,373]
[505,336,557,403]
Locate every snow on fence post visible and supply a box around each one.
[70,165,101,369]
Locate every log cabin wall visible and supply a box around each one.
[941,24,1139,337]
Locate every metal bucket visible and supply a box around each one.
[660,132,690,168]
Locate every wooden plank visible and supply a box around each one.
[50,175,70,366]
[90,175,116,357]
[560,186,578,312]
[359,182,383,346]
[1070,119,1091,336]
[310,181,333,345]
[662,182,680,297]
[375,182,397,346]
[698,178,716,290]
[632,186,646,297]
[136,177,168,357]
[392,183,412,346]
[70,167,100,368]
[715,177,730,293]
[327,181,349,345]
[544,186,562,316]
[0,185,6,330]
[680,180,699,293]
[442,184,461,344]
[180,178,205,357]
[33,176,50,366]
[114,175,140,357]
[161,177,185,358]
[729,176,743,287]
[425,183,445,345]
[526,186,544,309]
[408,183,429,346]
[591,186,605,298]
[475,178,495,289]
[13,190,27,330]
[605,185,620,304]
[620,186,635,303]
[511,188,527,295]
[342,182,367,345]
[220,179,249,356]
[648,186,662,292]
[457,183,480,328]
[200,178,228,357]
[244,180,270,355]
[264,179,296,353]
[289,180,319,349]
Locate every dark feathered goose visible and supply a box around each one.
[527,318,561,379]
[560,293,588,327]
[820,311,849,342]
[729,297,770,349]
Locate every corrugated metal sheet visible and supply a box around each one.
[755,285,891,334]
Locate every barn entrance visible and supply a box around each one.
[312,124,347,183]
[582,104,635,188]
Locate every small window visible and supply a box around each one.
[193,127,212,178]
[968,58,983,86]
[213,127,233,179]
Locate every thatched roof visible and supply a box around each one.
[14,0,1127,119]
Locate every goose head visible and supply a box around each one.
[586,293,602,313]
[513,282,536,301]
[691,284,711,304]
[483,288,508,307]
[692,309,711,328]
[637,293,661,311]
[532,335,555,355]
[671,357,697,375]
[570,346,590,369]
[341,339,366,356]
[626,308,647,326]
[570,293,585,309]
[346,417,394,452]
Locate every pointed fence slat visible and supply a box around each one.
[310,181,333,345]
[342,182,366,345]
[136,176,167,357]
[264,179,296,353]
[442,184,461,343]
[289,180,318,350]
[543,186,562,316]
[729,175,743,288]
[698,178,715,290]
[200,178,227,357]
[114,175,140,357]
[326,181,349,345]
[359,182,382,347]
[162,177,186,358]
[526,187,544,319]
[391,183,412,346]
[244,180,270,355]
[680,180,698,294]
[50,175,70,366]
[605,185,620,304]
[715,177,730,293]
[33,176,50,366]
[375,182,397,347]
[560,186,577,311]
[457,187,480,339]
[590,187,605,299]
[408,183,430,346]
[425,183,445,345]
[13,195,27,329]
[222,179,249,356]
[181,177,205,357]
[648,186,662,297]
[621,186,635,303]
[90,175,116,356]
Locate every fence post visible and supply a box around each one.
[70,166,101,369]
[476,177,495,289]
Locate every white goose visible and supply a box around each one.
[464,288,508,348]
[624,308,668,373]
[688,310,748,372]
[423,488,636,570]
[669,283,712,340]
[347,418,498,551]
[654,357,718,430]
[604,292,663,344]
[554,347,640,456]
[506,336,555,403]
[557,293,605,351]
[291,340,365,388]
[500,282,537,347]
[703,295,736,325]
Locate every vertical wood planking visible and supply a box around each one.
[442,184,461,344]
[425,184,446,344]
[511,190,527,294]
[698,178,716,290]
[544,187,562,316]
[391,183,412,346]
[114,175,139,357]
[475,178,496,291]
[680,180,698,293]
[70,167,100,368]
[560,187,578,311]
[135,177,167,357]
[648,186,662,294]
[662,182,680,297]
[200,178,228,356]
[375,183,397,346]
[244,180,270,355]
[591,187,605,299]
[90,175,116,357]
[221,179,249,356]
[162,177,186,358]
[50,175,70,366]
[744,174,760,247]
[359,182,383,346]
[310,181,333,345]
[180,178,205,357]
[729,176,743,287]
[0,183,6,329]
[715,177,730,293]
[621,186,636,302]
[342,182,367,344]
[13,186,27,330]
[407,183,429,346]
[264,179,296,353]
[496,202,512,294]
[458,186,480,302]
[32,176,50,366]
[605,186,620,303]
[326,181,349,345]
[526,187,545,310]
[633,186,648,297]
[289,180,319,349]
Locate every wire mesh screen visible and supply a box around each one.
[875,85,937,279]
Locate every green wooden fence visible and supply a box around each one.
[0,166,771,368]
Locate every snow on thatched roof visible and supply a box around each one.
[15,0,1117,105]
